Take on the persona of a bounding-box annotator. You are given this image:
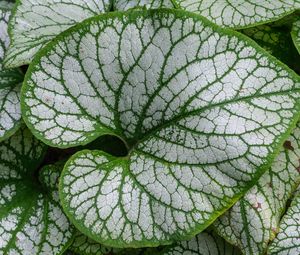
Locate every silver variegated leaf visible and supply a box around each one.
[21,9,300,248]
[113,0,175,10]
[175,0,300,29]
[0,3,23,141]
[4,0,112,68]
[69,230,156,255]
[213,123,300,255]
[69,231,120,255]
[160,231,241,255]
[268,187,300,254]
[0,127,73,254]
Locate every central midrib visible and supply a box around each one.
[125,87,300,153]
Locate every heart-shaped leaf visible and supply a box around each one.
[160,231,241,255]
[267,187,300,254]
[292,18,300,54]
[175,0,300,29]
[4,0,112,68]
[22,9,300,247]
[113,0,175,10]
[0,127,73,254]
[0,3,23,141]
[213,123,300,255]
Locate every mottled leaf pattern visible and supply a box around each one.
[4,0,111,68]
[213,123,300,255]
[0,1,14,10]
[291,18,300,54]
[175,0,300,29]
[268,188,300,254]
[113,0,175,10]
[69,231,119,255]
[20,9,300,247]
[0,4,23,141]
[69,230,153,255]
[161,231,241,255]
[0,127,73,254]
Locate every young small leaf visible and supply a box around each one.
[160,231,241,255]
[22,9,300,248]
[0,127,73,254]
[4,0,112,68]
[291,18,300,54]
[175,0,300,29]
[268,187,300,254]
[0,4,23,141]
[213,123,300,255]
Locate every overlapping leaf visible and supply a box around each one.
[213,123,300,255]
[22,9,300,248]
[69,230,158,255]
[242,24,300,69]
[268,187,300,254]
[291,18,300,54]
[0,3,23,141]
[175,0,300,29]
[0,127,73,254]
[113,0,175,10]
[4,0,112,68]
[69,231,119,255]
[160,231,241,255]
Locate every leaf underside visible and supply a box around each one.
[268,188,300,254]
[0,5,23,141]
[21,8,300,248]
[214,123,300,255]
[175,0,300,29]
[0,127,73,255]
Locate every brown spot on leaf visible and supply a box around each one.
[283,141,294,151]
